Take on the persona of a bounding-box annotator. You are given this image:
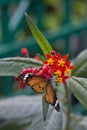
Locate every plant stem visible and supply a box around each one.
[64,85,71,130]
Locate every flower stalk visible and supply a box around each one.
[64,85,71,130]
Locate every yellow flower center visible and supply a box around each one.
[58,59,65,67]
[47,58,54,65]
[54,70,62,76]
[65,68,71,75]
[57,77,63,83]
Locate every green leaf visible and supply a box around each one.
[25,13,52,56]
[72,49,87,77]
[0,96,45,129]
[68,76,87,109]
[0,57,43,76]
[46,112,63,130]
[42,93,49,121]
[1,95,84,130]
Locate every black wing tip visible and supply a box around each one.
[55,103,60,112]
[54,99,60,112]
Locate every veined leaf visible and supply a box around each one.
[0,57,43,76]
[68,76,87,109]
[25,13,52,56]
[72,49,87,77]
[0,96,55,130]
[0,96,44,129]
[0,95,84,130]
[46,112,63,130]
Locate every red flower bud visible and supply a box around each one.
[42,64,49,71]
[34,56,40,61]
[21,48,29,56]
[22,69,28,74]
[16,56,21,58]
[20,81,26,89]
[38,70,44,76]
[33,68,39,73]
[51,50,56,55]
[48,69,53,75]
[14,76,19,81]
[46,75,52,79]
[27,68,33,73]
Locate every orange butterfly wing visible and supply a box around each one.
[27,76,47,93]
[27,76,60,111]
[20,74,60,111]
[45,83,60,112]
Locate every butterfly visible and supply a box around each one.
[19,73,60,112]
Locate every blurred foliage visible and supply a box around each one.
[43,0,87,30]
[13,0,87,56]
[1,0,86,42]
[0,0,87,58]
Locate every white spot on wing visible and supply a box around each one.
[55,100,59,107]
[23,74,29,82]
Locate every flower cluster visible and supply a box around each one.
[16,49,75,88]
[44,50,75,84]
[16,64,53,88]
[21,64,53,79]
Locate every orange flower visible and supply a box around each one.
[57,77,63,83]
[44,53,57,69]
[47,58,54,65]
[44,51,75,85]
[54,70,62,76]
[65,68,71,75]
[56,76,69,85]
[57,53,69,67]
[57,53,69,61]
[58,59,65,67]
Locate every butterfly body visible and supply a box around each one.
[19,73,60,112]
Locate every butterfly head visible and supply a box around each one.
[18,73,25,81]
[19,73,32,82]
